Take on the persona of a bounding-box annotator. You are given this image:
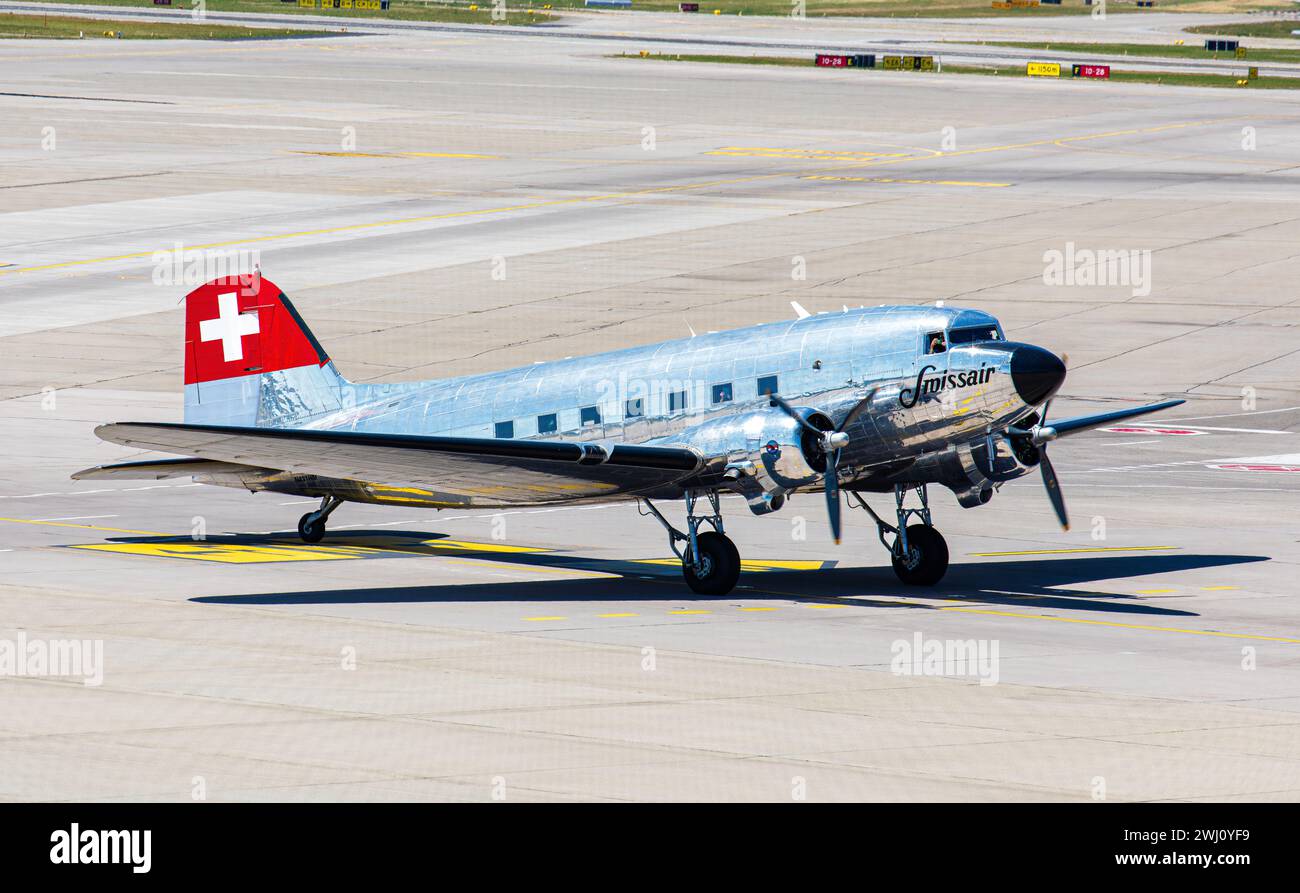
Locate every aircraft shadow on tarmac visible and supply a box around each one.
[174,529,1270,618]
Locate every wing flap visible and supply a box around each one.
[72,457,264,481]
[92,422,703,507]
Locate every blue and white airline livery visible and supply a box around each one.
[76,275,1183,595]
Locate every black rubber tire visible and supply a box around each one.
[891,524,949,586]
[298,513,326,544]
[682,531,741,595]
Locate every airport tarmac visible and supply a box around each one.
[3,19,1300,801]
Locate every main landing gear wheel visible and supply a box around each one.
[849,485,949,587]
[639,492,740,596]
[891,524,949,586]
[682,531,741,596]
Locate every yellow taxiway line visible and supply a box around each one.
[0,515,170,537]
[0,116,1249,279]
[940,606,1300,644]
[968,546,1178,557]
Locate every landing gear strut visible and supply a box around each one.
[851,484,949,586]
[298,496,343,544]
[640,490,741,595]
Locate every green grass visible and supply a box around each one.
[979,39,1300,64]
[0,10,332,36]
[1186,20,1300,40]
[617,52,1296,88]
[17,0,557,26]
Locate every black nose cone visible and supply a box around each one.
[1010,345,1066,406]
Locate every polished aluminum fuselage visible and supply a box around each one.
[222,304,1042,508]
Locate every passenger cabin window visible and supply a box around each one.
[625,398,644,418]
[712,383,733,405]
[580,406,601,427]
[494,421,514,439]
[668,390,688,413]
[948,326,1001,345]
[537,413,558,434]
[757,375,779,397]
[926,332,947,354]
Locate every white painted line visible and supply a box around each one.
[1176,425,1292,435]
[1163,406,1300,423]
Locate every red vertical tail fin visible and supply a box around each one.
[183,275,346,427]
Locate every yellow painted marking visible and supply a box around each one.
[739,607,778,612]
[634,558,825,571]
[1202,586,1239,591]
[398,555,620,579]
[1,117,1244,279]
[1135,588,1176,595]
[968,546,1178,557]
[71,542,358,563]
[743,559,825,571]
[420,539,546,554]
[0,515,168,536]
[669,609,711,615]
[523,616,567,622]
[65,532,555,565]
[941,607,1300,644]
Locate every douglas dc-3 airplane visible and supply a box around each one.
[76,274,1183,595]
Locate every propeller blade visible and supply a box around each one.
[768,393,826,438]
[824,463,842,544]
[836,387,878,435]
[770,390,857,543]
[1039,449,1069,530]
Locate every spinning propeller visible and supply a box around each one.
[769,391,875,544]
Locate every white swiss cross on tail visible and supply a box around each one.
[199,292,259,362]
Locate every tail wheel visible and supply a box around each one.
[298,513,326,544]
[891,524,949,586]
[682,531,741,595]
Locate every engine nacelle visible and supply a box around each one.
[668,407,830,514]
[943,432,1041,507]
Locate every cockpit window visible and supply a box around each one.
[925,331,947,354]
[949,326,1001,345]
